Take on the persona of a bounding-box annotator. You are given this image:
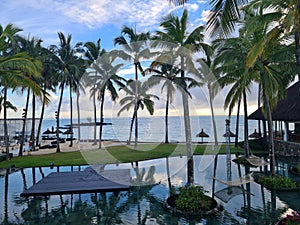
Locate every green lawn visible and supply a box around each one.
[0,143,267,169]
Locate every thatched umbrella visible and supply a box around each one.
[42,129,52,135]
[223,130,236,137]
[196,129,209,143]
[249,129,260,139]
[63,129,74,139]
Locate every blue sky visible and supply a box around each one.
[0,0,259,119]
[1,0,210,49]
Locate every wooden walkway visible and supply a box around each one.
[21,167,131,197]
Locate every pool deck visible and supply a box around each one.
[21,167,131,196]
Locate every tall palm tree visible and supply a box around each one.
[0,23,43,160]
[35,47,57,148]
[15,36,46,154]
[146,60,181,144]
[51,32,83,152]
[117,79,159,146]
[88,50,125,148]
[195,44,220,146]
[215,37,254,158]
[152,8,206,185]
[84,39,103,144]
[114,26,151,149]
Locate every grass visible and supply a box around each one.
[0,143,267,169]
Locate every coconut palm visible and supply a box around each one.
[215,36,255,158]
[0,23,42,160]
[118,79,159,146]
[195,44,220,146]
[51,32,83,152]
[35,47,58,148]
[88,50,125,148]
[114,26,151,149]
[84,39,103,144]
[146,61,181,144]
[15,36,47,155]
[152,8,206,185]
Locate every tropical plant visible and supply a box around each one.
[215,36,253,158]
[117,79,159,146]
[88,50,125,148]
[15,35,48,155]
[0,23,43,160]
[84,38,102,144]
[51,32,84,151]
[146,59,182,144]
[152,8,206,185]
[114,26,151,149]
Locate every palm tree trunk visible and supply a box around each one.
[56,84,65,153]
[30,94,36,151]
[76,89,81,142]
[98,90,105,149]
[134,64,138,150]
[295,0,300,80]
[19,89,30,156]
[243,91,249,158]
[180,58,193,185]
[165,89,170,144]
[235,97,241,147]
[36,90,46,148]
[264,93,275,175]
[257,84,261,137]
[208,83,218,146]
[128,109,137,145]
[93,89,97,145]
[3,86,10,161]
[69,85,73,147]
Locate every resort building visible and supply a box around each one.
[248,81,300,156]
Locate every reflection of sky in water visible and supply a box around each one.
[1,155,300,224]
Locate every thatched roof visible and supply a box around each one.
[248,82,300,122]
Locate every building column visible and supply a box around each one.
[284,121,289,141]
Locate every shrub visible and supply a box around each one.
[258,174,297,189]
[175,186,210,213]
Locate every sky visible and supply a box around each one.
[0,0,260,120]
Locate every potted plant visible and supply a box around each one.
[254,174,299,191]
[166,185,218,215]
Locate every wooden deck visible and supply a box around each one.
[21,167,131,197]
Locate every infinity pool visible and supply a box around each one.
[1,155,299,224]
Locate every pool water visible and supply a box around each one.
[1,155,300,225]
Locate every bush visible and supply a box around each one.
[175,186,210,213]
[258,174,297,189]
[239,139,268,151]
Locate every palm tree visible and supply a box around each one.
[114,26,151,149]
[35,47,57,148]
[88,50,125,148]
[15,36,47,154]
[0,23,43,160]
[51,32,83,152]
[117,79,159,146]
[84,39,103,144]
[152,8,206,185]
[195,44,220,146]
[146,61,181,144]
[215,36,254,158]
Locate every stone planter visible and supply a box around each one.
[165,194,220,216]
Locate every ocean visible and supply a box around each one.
[41,115,259,143]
